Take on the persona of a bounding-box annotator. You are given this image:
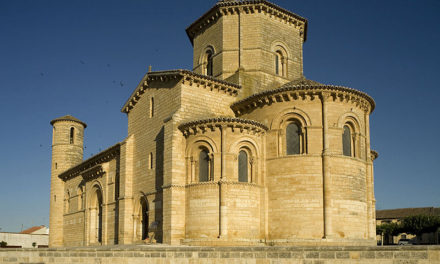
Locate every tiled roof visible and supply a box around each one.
[121,69,241,114]
[50,115,87,128]
[231,77,376,114]
[376,207,440,220]
[279,77,324,87]
[186,0,308,45]
[58,143,120,181]
[20,225,45,234]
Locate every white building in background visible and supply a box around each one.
[0,225,48,248]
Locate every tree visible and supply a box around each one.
[376,222,401,236]
[376,222,402,245]
[400,215,440,237]
[0,241,7,247]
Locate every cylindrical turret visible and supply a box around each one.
[49,115,86,247]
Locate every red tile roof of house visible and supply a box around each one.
[19,225,45,234]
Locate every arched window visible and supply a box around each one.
[275,50,286,77]
[206,50,213,76]
[342,125,353,157]
[70,127,74,144]
[202,47,215,77]
[286,122,301,155]
[238,150,248,183]
[199,149,211,182]
[141,198,149,240]
[149,152,153,169]
[149,97,154,118]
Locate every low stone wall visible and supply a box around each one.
[1,245,440,263]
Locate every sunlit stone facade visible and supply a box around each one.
[49,0,377,247]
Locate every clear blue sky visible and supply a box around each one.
[0,0,439,232]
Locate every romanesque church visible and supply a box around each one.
[49,0,377,247]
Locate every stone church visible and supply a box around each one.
[49,0,377,247]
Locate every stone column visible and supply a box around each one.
[364,110,376,239]
[219,126,227,238]
[321,92,332,239]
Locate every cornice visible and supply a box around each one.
[231,83,376,116]
[178,117,268,137]
[185,181,261,188]
[58,143,120,181]
[186,0,307,45]
[81,165,105,182]
[162,184,186,190]
[121,69,241,114]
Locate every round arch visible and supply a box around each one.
[88,182,104,244]
[271,40,291,58]
[185,136,219,157]
[337,112,362,132]
[229,138,261,184]
[270,107,312,130]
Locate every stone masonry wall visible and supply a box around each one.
[1,246,440,264]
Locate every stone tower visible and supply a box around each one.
[187,0,307,98]
[49,115,86,247]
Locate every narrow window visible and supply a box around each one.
[275,50,286,77]
[149,97,154,118]
[149,152,153,169]
[199,149,210,182]
[238,150,248,182]
[206,50,213,76]
[70,127,74,144]
[286,122,301,155]
[55,163,57,169]
[342,125,352,156]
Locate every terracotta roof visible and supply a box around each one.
[376,207,440,220]
[20,225,45,234]
[50,115,87,128]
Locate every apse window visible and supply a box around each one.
[238,150,249,183]
[342,125,353,157]
[286,122,302,155]
[199,149,211,182]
